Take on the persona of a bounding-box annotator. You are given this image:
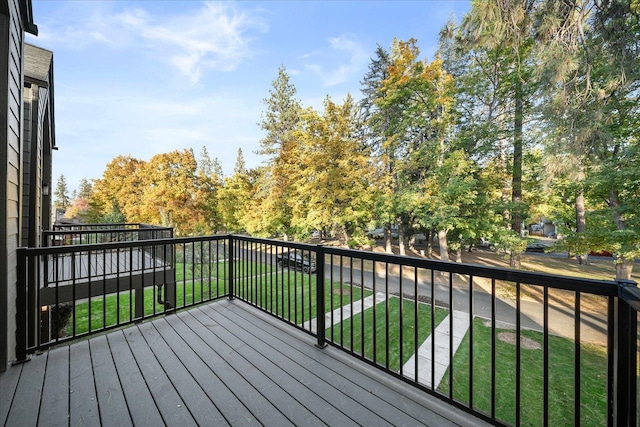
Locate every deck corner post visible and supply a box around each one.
[14,248,30,364]
[228,235,235,300]
[315,245,327,349]
[612,279,638,426]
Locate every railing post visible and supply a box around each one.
[14,248,30,364]
[315,245,326,348]
[228,236,235,300]
[613,279,638,427]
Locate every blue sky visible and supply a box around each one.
[27,1,470,192]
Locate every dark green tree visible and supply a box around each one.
[54,174,71,209]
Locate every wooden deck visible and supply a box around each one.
[1,300,490,427]
[38,248,173,306]
[44,248,169,286]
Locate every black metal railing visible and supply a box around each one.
[46,223,173,247]
[16,234,639,427]
[16,234,231,357]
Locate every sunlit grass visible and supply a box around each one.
[236,265,373,324]
[329,297,449,371]
[68,262,229,335]
[439,318,608,426]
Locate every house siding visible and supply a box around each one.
[1,0,26,370]
[20,84,31,246]
[21,82,44,248]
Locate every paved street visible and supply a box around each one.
[237,246,609,345]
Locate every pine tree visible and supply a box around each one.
[256,67,303,238]
[77,178,93,199]
[54,175,71,209]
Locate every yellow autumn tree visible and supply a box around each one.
[292,94,375,244]
[89,155,145,222]
[139,150,200,235]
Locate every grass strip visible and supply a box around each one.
[439,317,607,426]
[329,297,449,372]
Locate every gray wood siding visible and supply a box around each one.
[20,83,45,248]
[21,85,31,246]
[35,87,46,247]
[4,0,25,367]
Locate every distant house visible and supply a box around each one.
[0,0,45,372]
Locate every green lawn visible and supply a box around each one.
[329,297,449,372]
[439,317,608,426]
[237,265,372,324]
[67,260,369,334]
[68,261,230,335]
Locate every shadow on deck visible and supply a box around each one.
[1,299,489,426]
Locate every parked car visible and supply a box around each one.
[589,249,613,257]
[525,241,549,252]
[366,228,385,239]
[366,228,399,239]
[310,230,321,239]
[276,251,317,273]
[477,238,496,250]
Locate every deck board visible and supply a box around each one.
[151,318,259,426]
[106,331,163,427]
[136,321,228,426]
[217,302,464,427]
[68,340,100,426]
[89,334,133,426]
[5,351,47,426]
[120,326,197,426]
[1,299,492,427]
[39,346,69,426]
[0,362,21,425]
[165,312,297,427]
[200,304,386,426]
[186,308,330,427]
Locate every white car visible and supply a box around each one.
[366,228,399,239]
[366,228,385,239]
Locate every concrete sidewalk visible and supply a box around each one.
[301,292,387,333]
[402,310,471,388]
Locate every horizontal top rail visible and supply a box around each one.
[27,233,620,296]
[44,228,173,237]
[619,279,640,310]
[21,234,231,256]
[319,242,619,296]
[52,222,166,230]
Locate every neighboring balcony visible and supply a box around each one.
[3,224,639,426]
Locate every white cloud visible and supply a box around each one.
[32,1,267,83]
[304,34,368,87]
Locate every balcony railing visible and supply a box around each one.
[46,222,173,246]
[16,232,639,426]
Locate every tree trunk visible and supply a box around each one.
[509,252,521,269]
[616,257,634,281]
[438,230,449,262]
[334,224,347,246]
[399,225,406,256]
[610,190,634,279]
[455,248,462,263]
[427,230,433,257]
[384,223,393,254]
[575,190,590,265]
[511,84,523,238]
